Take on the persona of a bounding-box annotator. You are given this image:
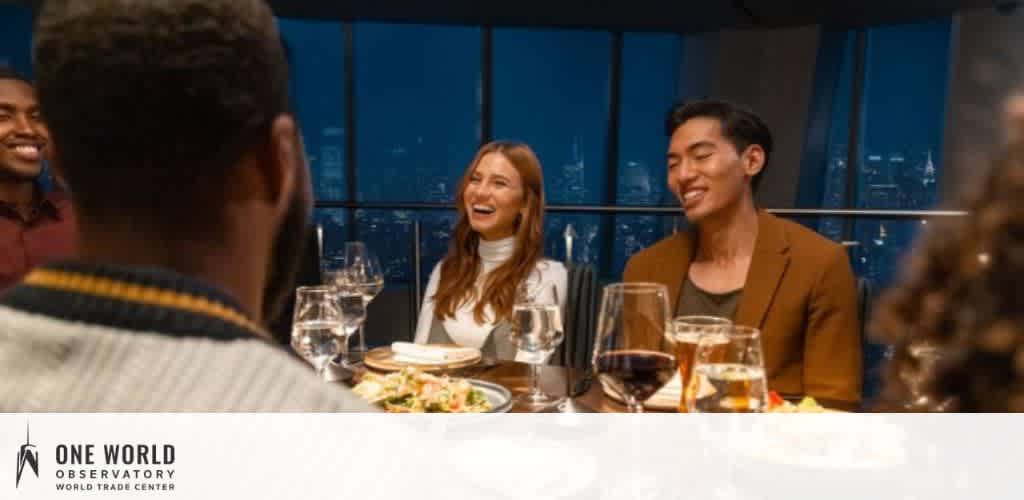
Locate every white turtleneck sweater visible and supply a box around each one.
[413,236,568,349]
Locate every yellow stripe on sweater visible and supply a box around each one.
[23,268,268,338]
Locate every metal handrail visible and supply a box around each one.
[314,200,968,218]
[767,208,967,218]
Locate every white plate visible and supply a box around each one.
[364,345,482,372]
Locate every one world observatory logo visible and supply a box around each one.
[16,424,38,488]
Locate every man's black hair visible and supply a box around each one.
[0,66,31,85]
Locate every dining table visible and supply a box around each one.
[329,358,857,413]
[330,359,631,413]
[452,360,629,413]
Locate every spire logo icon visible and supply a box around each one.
[16,423,38,488]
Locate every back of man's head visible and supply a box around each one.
[33,0,290,237]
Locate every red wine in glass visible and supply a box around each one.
[596,349,676,410]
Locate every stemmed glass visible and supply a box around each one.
[510,282,565,409]
[343,242,384,363]
[592,282,675,413]
[902,341,948,411]
[290,286,345,378]
[325,242,383,365]
[334,282,367,369]
[685,325,768,413]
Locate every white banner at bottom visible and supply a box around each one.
[0,413,1016,500]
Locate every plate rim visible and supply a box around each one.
[364,345,482,372]
[468,379,513,413]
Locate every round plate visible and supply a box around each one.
[364,346,482,373]
[469,379,513,413]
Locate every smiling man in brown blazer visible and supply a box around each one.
[624,100,862,409]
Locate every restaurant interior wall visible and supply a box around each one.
[942,6,1024,203]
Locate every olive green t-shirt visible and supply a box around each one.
[676,276,743,320]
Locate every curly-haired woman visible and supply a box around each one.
[874,145,1024,411]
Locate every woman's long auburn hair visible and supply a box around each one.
[433,141,545,324]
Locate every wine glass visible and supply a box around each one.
[593,282,674,413]
[902,341,948,411]
[341,241,384,363]
[510,281,564,409]
[343,242,385,300]
[335,282,367,369]
[685,325,768,413]
[290,286,345,378]
[668,316,733,412]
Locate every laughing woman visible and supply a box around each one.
[413,141,567,360]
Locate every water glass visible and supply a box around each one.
[290,286,344,378]
[685,325,767,413]
[510,282,564,409]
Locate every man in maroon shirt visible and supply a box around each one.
[0,68,76,291]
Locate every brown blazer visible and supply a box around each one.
[623,210,863,407]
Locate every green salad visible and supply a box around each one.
[353,367,492,413]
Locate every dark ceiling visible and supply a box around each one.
[2,1,1015,32]
[266,0,1013,32]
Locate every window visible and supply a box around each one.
[493,28,612,268]
[0,5,33,76]
[493,28,612,207]
[797,30,857,241]
[353,23,481,203]
[853,20,952,289]
[612,33,683,276]
[350,23,481,288]
[278,19,347,202]
[314,209,349,262]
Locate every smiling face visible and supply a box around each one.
[0,78,48,182]
[463,151,526,241]
[667,117,763,224]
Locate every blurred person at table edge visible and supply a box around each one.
[414,141,567,361]
[0,0,375,411]
[1003,87,1024,145]
[623,99,862,409]
[874,144,1024,412]
[0,67,76,291]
